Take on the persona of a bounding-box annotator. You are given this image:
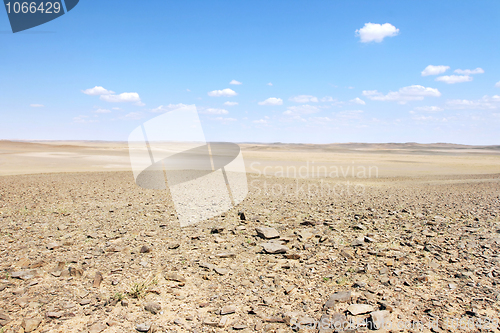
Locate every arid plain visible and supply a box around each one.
[0,140,499,332]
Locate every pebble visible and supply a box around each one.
[136,323,151,332]
[145,301,161,314]
[89,322,107,333]
[165,272,186,282]
[261,242,288,254]
[46,242,60,250]
[93,271,103,288]
[216,252,236,258]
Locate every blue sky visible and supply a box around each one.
[1,0,499,144]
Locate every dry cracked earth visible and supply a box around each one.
[0,172,499,332]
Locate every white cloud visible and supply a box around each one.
[495,81,500,88]
[355,23,399,43]
[283,105,320,116]
[435,75,472,84]
[350,97,366,105]
[308,116,332,123]
[454,68,484,75]
[413,106,443,112]
[421,65,450,76]
[100,92,144,106]
[289,95,318,103]
[267,82,273,86]
[320,96,334,102]
[94,108,111,113]
[207,88,237,97]
[258,97,283,105]
[215,117,237,123]
[82,86,114,95]
[362,85,441,104]
[199,108,229,115]
[30,104,44,107]
[445,95,500,110]
[123,112,143,120]
[112,107,121,110]
[151,103,189,113]
[253,119,267,124]
[333,110,364,119]
[224,101,238,106]
[73,115,97,123]
[229,80,242,85]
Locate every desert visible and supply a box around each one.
[0,140,499,332]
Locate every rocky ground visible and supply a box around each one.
[0,171,499,332]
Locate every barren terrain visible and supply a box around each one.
[0,141,499,332]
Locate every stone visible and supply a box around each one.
[68,267,83,278]
[22,318,42,332]
[352,237,365,246]
[46,311,63,318]
[46,242,60,250]
[221,305,236,315]
[324,291,351,308]
[145,301,161,314]
[296,230,314,241]
[165,272,186,282]
[261,242,288,254]
[140,245,151,253]
[11,270,34,280]
[93,271,103,288]
[347,304,376,316]
[0,311,11,326]
[256,227,280,239]
[79,299,91,306]
[89,322,107,333]
[284,285,296,294]
[340,249,354,259]
[216,252,236,258]
[370,310,391,330]
[233,324,247,330]
[136,323,151,332]
[168,243,180,249]
[214,267,229,275]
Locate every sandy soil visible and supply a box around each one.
[0,141,499,332]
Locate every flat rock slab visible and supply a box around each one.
[256,227,280,239]
[165,272,186,282]
[221,305,236,315]
[11,270,34,280]
[261,242,288,254]
[347,304,376,315]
